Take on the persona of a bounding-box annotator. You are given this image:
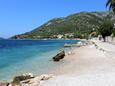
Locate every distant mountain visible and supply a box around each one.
[0,37,4,40]
[10,11,115,39]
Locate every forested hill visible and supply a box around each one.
[10,11,115,39]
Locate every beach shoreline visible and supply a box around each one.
[1,39,115,86]
[39,39,115,86]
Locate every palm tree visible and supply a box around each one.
[106,0,115,12]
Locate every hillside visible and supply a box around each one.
[10,11,115,39]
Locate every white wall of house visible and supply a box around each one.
[57,35,63,39]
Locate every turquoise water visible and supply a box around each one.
[0,40,78,81]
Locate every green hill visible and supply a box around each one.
[10,11,115,39]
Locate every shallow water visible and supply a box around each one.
[0,39,78,81]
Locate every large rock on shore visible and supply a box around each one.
[53,51,65,62]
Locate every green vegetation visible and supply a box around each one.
[98,19,114,41]
[106,0,115,38]
[10,11,115,39]
[106,0,115,13]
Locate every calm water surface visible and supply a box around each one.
[0,39,78,81]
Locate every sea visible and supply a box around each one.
[0,39,78,81]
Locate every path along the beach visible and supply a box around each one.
[40,39,115,86]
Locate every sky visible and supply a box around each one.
[0,0,107,38]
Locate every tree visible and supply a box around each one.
[98,19,114,42]
[106,0,115,13]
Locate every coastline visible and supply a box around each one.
[0,40,88,83]
[2,39,115,86]
[0,39,78,82]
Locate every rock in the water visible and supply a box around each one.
[53,51,65,61]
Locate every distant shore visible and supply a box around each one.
[6,38,81,40]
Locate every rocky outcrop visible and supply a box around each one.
[11,73,34,85]
[53,51,65,61]
[7,73,54,86]
[20,74,54,86]
[0,82,9,86]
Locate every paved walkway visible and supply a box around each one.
[91,39,115,59]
